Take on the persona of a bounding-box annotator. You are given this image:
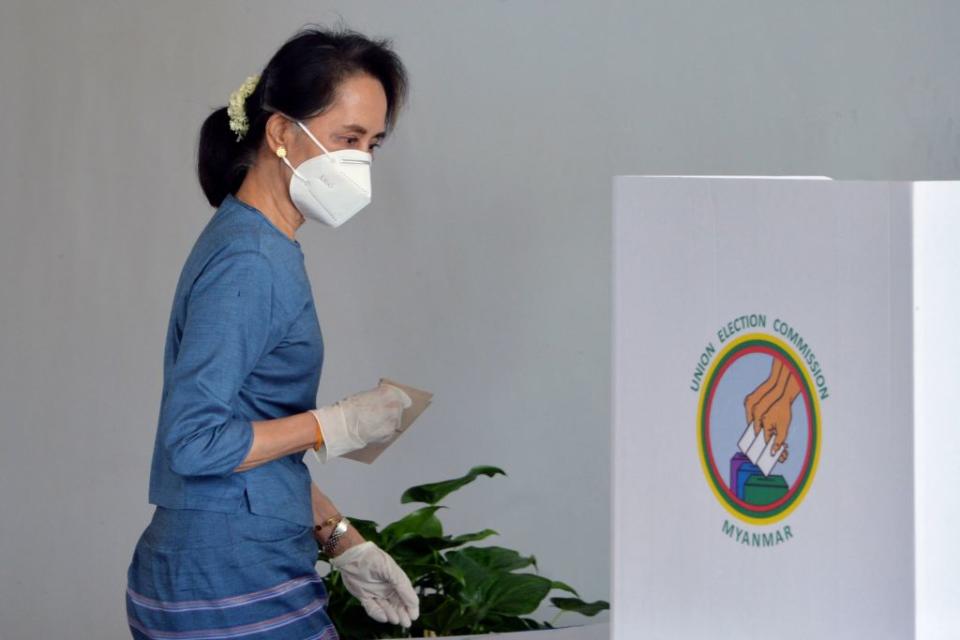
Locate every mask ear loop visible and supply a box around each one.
[267,110,338,177]
[295,119,371,194]
[276,146,305,180]
[295,120,339,164]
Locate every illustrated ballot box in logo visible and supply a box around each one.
[613,177,960,640]
[728,452,750,493]
[741,474,788,506]
[733,458,759,500]
[729,453,788,504]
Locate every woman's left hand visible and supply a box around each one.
[329,540,420,627]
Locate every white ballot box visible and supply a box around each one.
[611,177,959,640]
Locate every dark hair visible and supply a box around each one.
[197,25,409,207]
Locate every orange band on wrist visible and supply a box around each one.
[310,412,324,451]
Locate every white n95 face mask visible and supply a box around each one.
[279,120,372,228]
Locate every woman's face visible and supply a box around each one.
[288,73,389,162]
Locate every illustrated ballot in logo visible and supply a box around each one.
[697,333,821,524]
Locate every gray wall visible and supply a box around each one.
[0,1,957,638]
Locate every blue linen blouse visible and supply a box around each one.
[147,193,324,527]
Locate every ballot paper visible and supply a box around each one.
[756,435,783,476]
[737,423,781,477]
[340,378,433,464]
[737,422,758,454]
[744,427,769,466]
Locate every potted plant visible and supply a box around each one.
[318,466,609,639]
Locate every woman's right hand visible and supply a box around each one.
[310,383,412,462]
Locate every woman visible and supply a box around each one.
[125,26,418,639]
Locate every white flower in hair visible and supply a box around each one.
[227,74,260,141]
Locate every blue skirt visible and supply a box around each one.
[126,503,339,640]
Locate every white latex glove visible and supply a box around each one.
[310,383,412,463]
[330,540,420,628]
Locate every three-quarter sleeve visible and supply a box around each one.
[160,249,275,477]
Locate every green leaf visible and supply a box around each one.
[550,597,610,616]
[457,546,537,572]
[439,563,467,588]
[443,548,550,620]
[483,572,553,616]
[443,550,493,610]
[379,506,445,548]
[550,580,580,597]
[387,535,460,580]
[419,595,476,636]
[389,534,462,559]
[401,466,506,505]
[443,549,486,585]
[448,529,499,545]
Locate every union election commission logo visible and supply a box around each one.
[691,316,828,533]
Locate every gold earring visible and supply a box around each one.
[276,146,287,158]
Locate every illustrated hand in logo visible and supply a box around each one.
[759,373,802,463]
[743,358,783,434]
[743,358,801,463]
